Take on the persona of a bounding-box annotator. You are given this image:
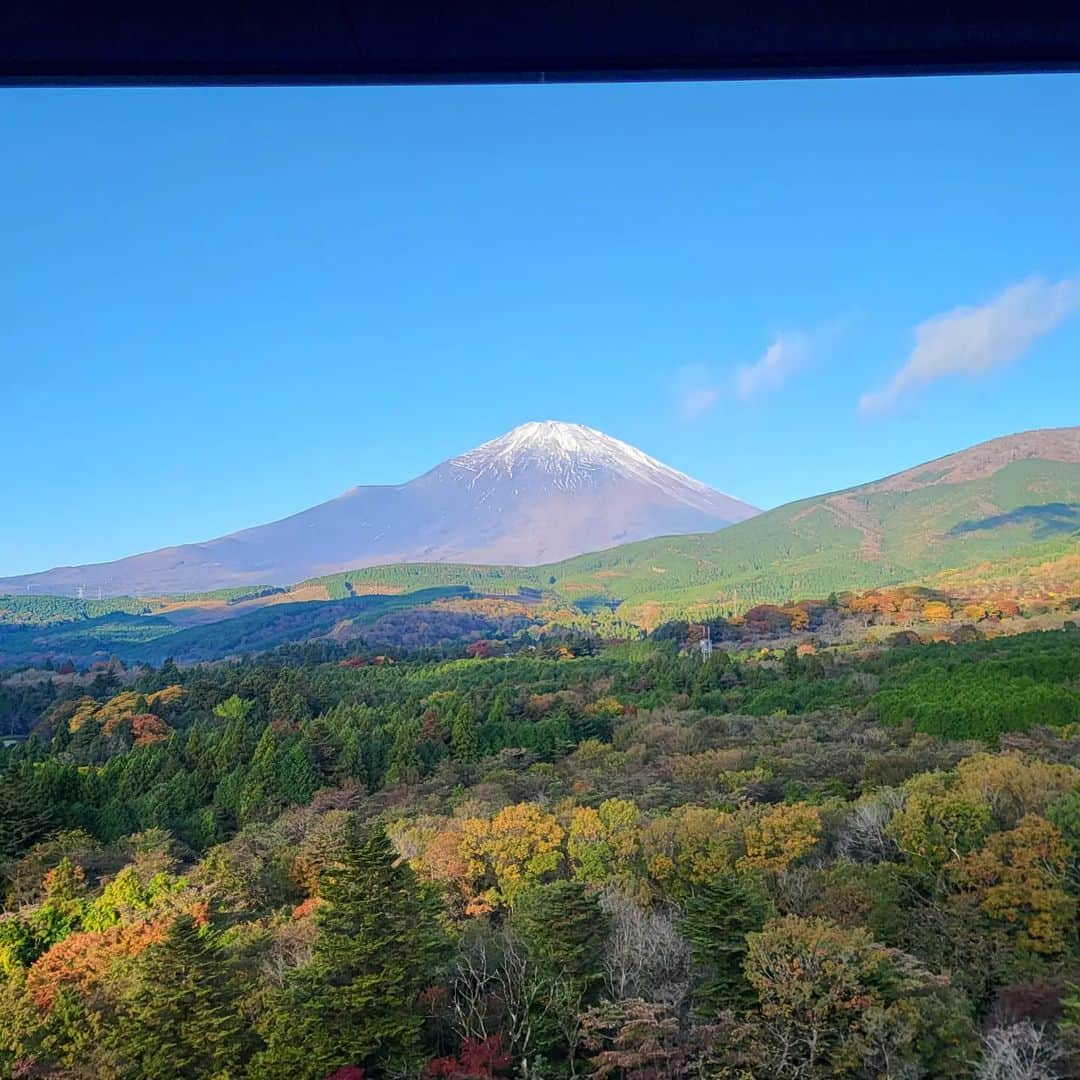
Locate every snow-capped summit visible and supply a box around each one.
[449,420,731,505]
[456,420,645,473]
[1,422,759,596]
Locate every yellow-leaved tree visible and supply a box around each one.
[739,803,822,873]
[458,803,565,911]
[948,814,1076,955]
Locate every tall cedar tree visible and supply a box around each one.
[451,702,478,763]
[0,775,54,860]
[253,822,447,1079]
[680,873,773,1016]
[115,914,250,1079]
[513,879,608,991]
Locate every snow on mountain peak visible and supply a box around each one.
[448,420,735,505]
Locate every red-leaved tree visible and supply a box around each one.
[426,1036,512,1079]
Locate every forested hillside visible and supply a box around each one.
[2,627,1079,1077]
[305,448,1080,625]
[0,589,478,668]
[4,428,1078,644]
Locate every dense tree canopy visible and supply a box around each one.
[0,625,1078,1077]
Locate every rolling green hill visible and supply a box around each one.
[0,589,473,667]
[301,428,1080,621]
[126,587,471,665]
[4,428,1078,650]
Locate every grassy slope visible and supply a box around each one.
[302,458,1080,618]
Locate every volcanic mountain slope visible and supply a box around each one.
[308,427,1080,617]
[0,422,758,597]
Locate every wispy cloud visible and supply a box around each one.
[676,320,845,421]
[736,332,812,400]
[859,275,1080,415]
[676,364,721,421]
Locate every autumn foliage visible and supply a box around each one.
[426,1036,512,1079]
[26,917,170,1008]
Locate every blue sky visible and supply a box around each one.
[2,75,1079,576]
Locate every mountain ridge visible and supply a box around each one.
[295,425,1080,624]
[862,425,1080,494]
[0,421,757,597]
[1,426,1076,661]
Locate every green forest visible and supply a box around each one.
[1,625,1080,1077]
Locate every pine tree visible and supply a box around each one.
[212,712,255,781]
[387,720,422,784]
[183,721,207,771]
[301,714,341,776]
[252,821,447,1079]
[278,740,320,805]
[238,726,283,824]
[680,873,773,1016]
[115,914,250,1079]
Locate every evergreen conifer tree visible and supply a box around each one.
[451,702,478,763]
[680,873,773,1016]
[0,775,53,860]
[116,914,249,1079]
[513,879,608,991]
[252,821,447,1079]
[488,689,512,726]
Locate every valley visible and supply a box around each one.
[2,422,1078,1080]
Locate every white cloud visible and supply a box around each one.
[676,364,721,421]
[859,275,1080,415]
[736,332,812,400]
[676,322,842,420]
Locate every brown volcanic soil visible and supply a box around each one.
[868,427,1080,494]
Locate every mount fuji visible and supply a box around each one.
[0,421,758,597]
